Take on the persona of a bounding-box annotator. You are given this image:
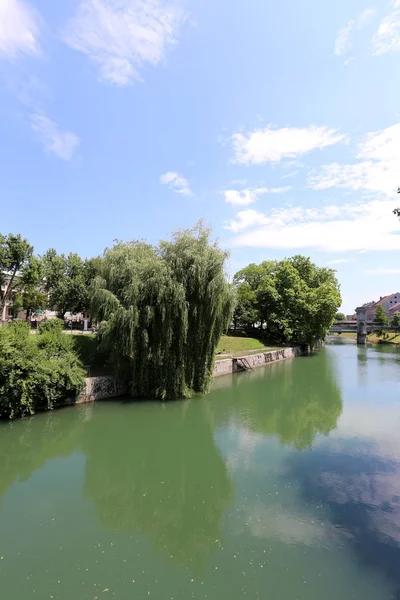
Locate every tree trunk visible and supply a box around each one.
[0,268,17,322]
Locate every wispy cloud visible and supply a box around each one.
[373,1,400,55]
[0,0,41,59]
[224,186,291,206]
[327,259,351,265]
[226,199,400,252]
[30,113,80,161]
[334,8,376,57]
[160,171,192,196]
[334,22,354,56]
[308,122,400,197]
[366,268,400,275]
[231,125,347,165]
[63,0,187,86]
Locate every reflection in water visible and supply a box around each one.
[0,407,88,500]
[82,400,232,566]
[287,445,400,599]
[211,350,343,449]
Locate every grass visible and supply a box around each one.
[70,334,98,365]
[216,334,271,356]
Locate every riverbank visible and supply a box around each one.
[77,345,308,404]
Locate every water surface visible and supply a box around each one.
[1,343,400,599]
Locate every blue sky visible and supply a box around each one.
[1,0,400,313]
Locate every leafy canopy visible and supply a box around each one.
[234,255,341,347]
[374,304,388,328]
[91,222,235,400]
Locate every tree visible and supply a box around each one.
[336,312,346,321]
[42,251,100,319]
[374,304,389,328]
[391,313,400,329]
[233,255,342,347]
[91,223,235,400]
[0,234,38,321]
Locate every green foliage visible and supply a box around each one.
[374,304,389,328]
[38,318,65,334]
[0,321,85,419]
[234,255,342,347]
[42,250,102,319]
[336,312,346,321]
[92,222,235,400]
[0,234,38,320]
[391,313,400,328]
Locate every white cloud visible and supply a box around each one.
[224,186,291,206]
[0,0,40,59]
[160,171,192,195]
[366,268,400,275]
[373,1,400,55]
[309,122,400,197]
[358,8,376,26]
[63,0,186,86]
[334,21,354,56]
[226,199,400,252]
[327,259,350,265]
[231,125,347,165]
[30,113,80,161]
[334,8,376,57]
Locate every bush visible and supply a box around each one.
[38,318,64,335]
[0,322,85,419]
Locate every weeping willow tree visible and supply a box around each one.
[91,223,235,400]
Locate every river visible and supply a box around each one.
[1,341,400,599]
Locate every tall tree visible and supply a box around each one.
[0,234,38,321]
[42,250,100,319]
[374,305,388,328]
[233,255,341,347]
[92,223,235,400]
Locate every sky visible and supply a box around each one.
[1,0,400,313]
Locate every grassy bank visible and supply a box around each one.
[216,334,274,356]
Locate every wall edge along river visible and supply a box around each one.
[76,345,308,404]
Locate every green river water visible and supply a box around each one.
[1,341,400,599]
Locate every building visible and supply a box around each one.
[363,292,400,321]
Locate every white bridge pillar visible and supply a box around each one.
[355,307,367,345]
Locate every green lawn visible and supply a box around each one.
[216,334,270,355]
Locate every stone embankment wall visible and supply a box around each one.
[77,346,307,403]
[213,345,307,377]
[76,376,127,404]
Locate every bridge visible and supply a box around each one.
[329,321,374,334]
[329,318,396,339]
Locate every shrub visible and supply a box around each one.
[38,318,64,335]
[0,322,85,419]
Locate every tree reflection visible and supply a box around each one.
[211,350,342,449]
[0,406,88,500]
[82,400,232,566]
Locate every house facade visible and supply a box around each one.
[363,292,400,321]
